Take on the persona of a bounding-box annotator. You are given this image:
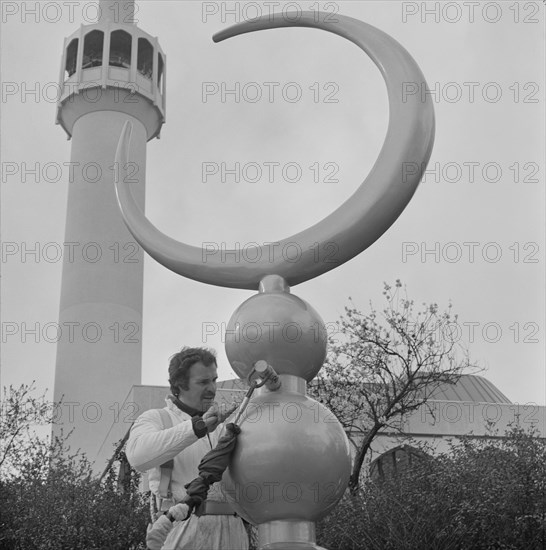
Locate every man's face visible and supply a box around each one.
[177,361,218,412]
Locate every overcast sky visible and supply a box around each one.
[2,1,545,408]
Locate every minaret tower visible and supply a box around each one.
[53,0,165,462]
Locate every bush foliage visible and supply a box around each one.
[0,383,149,550]
[2,387,544,549]
[317,424,545,550]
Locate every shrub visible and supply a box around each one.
[317,424,545,550]
[0,384,149,550]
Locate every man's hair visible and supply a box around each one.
[168,347,217,396]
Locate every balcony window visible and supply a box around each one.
[109,30,132,69]
[137,38,153,80]
[83,30,104,69]
[157,52,164,89]
[65,38,78,77]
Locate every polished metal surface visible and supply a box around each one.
[114,12,435,290]
[259,519,315,543]
[225,276,327,382]
[256,374,306,397]
[224,389,351,525]
[259,520,328,549]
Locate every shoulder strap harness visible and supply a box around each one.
[156,408,175,509]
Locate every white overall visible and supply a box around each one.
[126,398,249,550]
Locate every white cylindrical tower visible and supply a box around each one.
[53,0,165,465]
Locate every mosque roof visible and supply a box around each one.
[423,375,512,404]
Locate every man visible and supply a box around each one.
[126,347,249,550]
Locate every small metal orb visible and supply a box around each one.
[223,391,351,525]
[225,275,328,381]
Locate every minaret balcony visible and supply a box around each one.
[56,21,166,139]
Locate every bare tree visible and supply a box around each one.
[0,382,56,479]
[309,280,478,494]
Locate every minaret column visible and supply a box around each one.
[53,0,165,465]
[98,0,137,24]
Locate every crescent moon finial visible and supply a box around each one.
[114,12,435,290]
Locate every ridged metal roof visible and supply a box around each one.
[426,375,512,404]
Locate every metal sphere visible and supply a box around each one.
[223,391,351,525]
[225,276,327,381]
